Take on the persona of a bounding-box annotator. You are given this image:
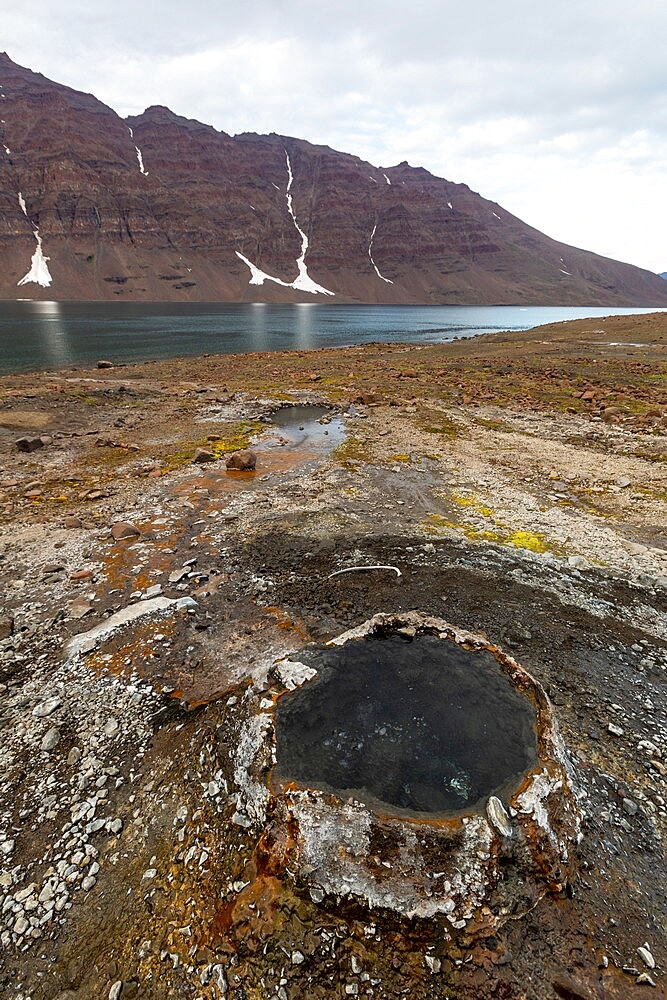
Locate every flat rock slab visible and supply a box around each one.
[65,596,197,660]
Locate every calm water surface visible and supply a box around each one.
[0,301,663,374]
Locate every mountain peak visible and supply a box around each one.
[128,104,223,135]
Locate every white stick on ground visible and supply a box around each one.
[327,565,402,579]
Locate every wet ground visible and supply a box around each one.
[0,313,666,999]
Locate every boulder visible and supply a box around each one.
[110,521,141,540]
[97,360,114,369]
[15,437,44,453]
[70,569,94,582]
[192,448,217,464]
[225,449,257,471]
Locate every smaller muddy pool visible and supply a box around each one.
[262,405,345,452]
[273,634,539,817]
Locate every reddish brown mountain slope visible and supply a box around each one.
[1,52,666,305]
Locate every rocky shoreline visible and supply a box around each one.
[0,311,666,998]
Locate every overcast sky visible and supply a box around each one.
[5,0,667,272]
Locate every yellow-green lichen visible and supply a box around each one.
[451,494,495,518]
[333,437,370,470]
[208,421,262,458]
[424,495,565,555]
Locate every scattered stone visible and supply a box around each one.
[97,360,114,369]
[108,982,123,1000]
[622,798,639,816]
[168,567,189,584]
[0,615,13,640]
[15,436,44,453]
[486,795,512,838]
[225,449,257,471]
[68,597,93,619]
[32,696,62,718]
[616,476,632,489]
[210,965,227,994]
[192,448,217,464]
[608,723,624,737]
[111,521,141,540]
[638,945,656,969]
[40,727,60,752]
[96,438,139,451]
[42,562,65,575]
[291,950,305,965]
[64,515,83,529]
[70,569,93,581]
[104,718,120,737]
[425,955,442,974]
[636,973,657,987]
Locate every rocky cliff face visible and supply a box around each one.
[1,52,666,306]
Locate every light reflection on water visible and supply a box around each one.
[0,301,664,374]
[32,301,71,368]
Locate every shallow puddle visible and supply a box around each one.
[273,633,539,817]
[174,405,345,498]
[262,405,346,452]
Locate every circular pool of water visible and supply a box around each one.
[273,633,539,816]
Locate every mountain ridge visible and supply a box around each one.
[1,52,666,306]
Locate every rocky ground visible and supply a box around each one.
[0,311,666,999]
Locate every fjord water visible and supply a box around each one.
[0,301,664,373]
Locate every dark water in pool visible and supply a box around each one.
[1,301,663,374]
[274,634,538,817]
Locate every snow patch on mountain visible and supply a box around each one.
[18,192,26,216]
[368,223,393,284]
[284,151,334,295]
[17,230,52,288]
[135,146,148,176]
[127,126,148,176]
[235,251,291,288]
